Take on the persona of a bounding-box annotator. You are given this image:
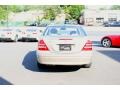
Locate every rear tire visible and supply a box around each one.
[83,63,92,68]
[22,39,26,42]
[25,38,30,42]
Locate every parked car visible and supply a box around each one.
[103,21,120,27]
[38,20,51,27]
[0,28,17,42]
[38,23,48,27]
[36,25,93,68]
[101,35,120,47]
[25,21,37,26]
[17,28,41,42]
[64,20,78,25]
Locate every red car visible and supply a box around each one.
[101,35,120,47]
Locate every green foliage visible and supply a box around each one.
[43,5,61,20]
[61,5,85,20]
[43,8,56,20]
[0,5,85,21]
[0,5,8,20]
[43,5,85,20]
[0,5,45,20]
[8,5,24,12]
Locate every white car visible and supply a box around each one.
[0,28,17,42]
[36,25,92,68]
[17,28,41,42]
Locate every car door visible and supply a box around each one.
[119,22,120,27]
[114,35,120,46]
[116,22,119,27]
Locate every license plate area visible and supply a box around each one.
[59,44,72,51]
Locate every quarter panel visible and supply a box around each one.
[109,35,120,46]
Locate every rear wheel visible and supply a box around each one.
[83,63,92,68]
[102,38,112,47]
[22,38,26,42]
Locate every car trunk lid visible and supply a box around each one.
[42,36,87,54]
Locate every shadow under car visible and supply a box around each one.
[22,51,81,72]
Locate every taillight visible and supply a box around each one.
[38,40,49,51]
[82,40,92,51]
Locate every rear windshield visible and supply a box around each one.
[44,26,86,37]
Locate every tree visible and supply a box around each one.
[8,5,24,12]
[60,5,85,20]
[110,5,120,10]
[43,5,61,20]
[59,5,85,24]
[43,8,55,20]
[0,5,85,23]
[0,5,8,20]
[68,5,85,20]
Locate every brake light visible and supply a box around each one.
[82,40,92,51]
[38,40,49,51]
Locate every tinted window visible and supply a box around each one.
[45,26,86,37]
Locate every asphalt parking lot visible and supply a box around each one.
[0,26,120,85]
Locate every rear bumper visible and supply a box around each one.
[18,37,38,41]
[0,37,14,41]
[36,51,92,65]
